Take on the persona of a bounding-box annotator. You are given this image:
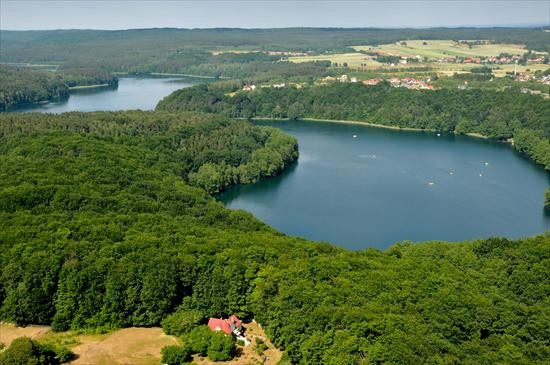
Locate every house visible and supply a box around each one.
[350,77,358,83]
[362,78,382,86]
[208,315,243,336]
[242,84,256,91]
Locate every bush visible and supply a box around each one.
[161,345,192,365]
[0,337,57,365]
[187,326,212,357]
[207,332,235,361]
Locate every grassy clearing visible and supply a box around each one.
[0,323,178,365]
[0,322,50,347]
[288,52,383,68]
[353,40,527,59]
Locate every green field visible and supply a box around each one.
[353,40,528,59]
[288,52,383,68]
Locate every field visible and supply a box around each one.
[0,323,179,365]
[288,40,549,78]
[288,52,383,68]
[353,40,527,59]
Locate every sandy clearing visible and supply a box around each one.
[70,327,179,365]
[0,322,51,347]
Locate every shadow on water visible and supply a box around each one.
[216,160,299,205]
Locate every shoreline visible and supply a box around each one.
[251,116,490,139]
[69,83,111,90]
[114,71,229,79]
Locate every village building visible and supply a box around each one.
[338,74,349,82]
[242,84,256,91]
[362,78,383,86]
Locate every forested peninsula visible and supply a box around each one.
[0,111,548,364]
[157,82,550,171]
[0,65,118,111]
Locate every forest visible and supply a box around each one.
[1,27,548,75]
[0,65,119,110]
[0,65,69,111]
[157,82,550,171]
[0,111,548,364]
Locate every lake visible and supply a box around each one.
[218,120,550,250]
[14,77,198,113]
[11,79,549,250]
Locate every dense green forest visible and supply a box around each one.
[0,111,548,364]
[0,65,69,111]
[0,65,119,110]
[158,82,550,170]
[1,27,548,75]
[58,66,118,88]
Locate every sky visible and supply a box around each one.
[1,0,549,30]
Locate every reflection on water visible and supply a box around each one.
[218,120,550,250]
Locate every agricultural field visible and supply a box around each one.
[353,40,528,59]
[288,52,383,68]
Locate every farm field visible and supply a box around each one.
[288,52,383,68]
[353,40,528,58]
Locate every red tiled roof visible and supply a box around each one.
[208,318,232,334]
[229,315,242,328]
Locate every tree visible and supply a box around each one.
[207,332,235,361]
[161,310,204,336]
[161,345,192,365]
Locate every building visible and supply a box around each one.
[362,78,383,86]
[208,315,243,336]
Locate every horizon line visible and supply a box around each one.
[1,24,549,32]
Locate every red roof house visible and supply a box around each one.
[207,315,243,335]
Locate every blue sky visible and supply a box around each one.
[1,1,548,30]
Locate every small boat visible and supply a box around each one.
[428,182,435,186]
[484,162,489,166]
[479,173,483,177]
[449,171,454,175]
[437,133,441,137]
[353,135,357,138]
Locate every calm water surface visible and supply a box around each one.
[14,77,197,112]
[12,80,549,250]
[218,120,550,249]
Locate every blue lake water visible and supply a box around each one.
[218,120,550,249]
[14,77,198,113]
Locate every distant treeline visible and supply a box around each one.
[158,82,550,170]
[0,65,118,110]
[0,111,548,364]
[1,27,547,76]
